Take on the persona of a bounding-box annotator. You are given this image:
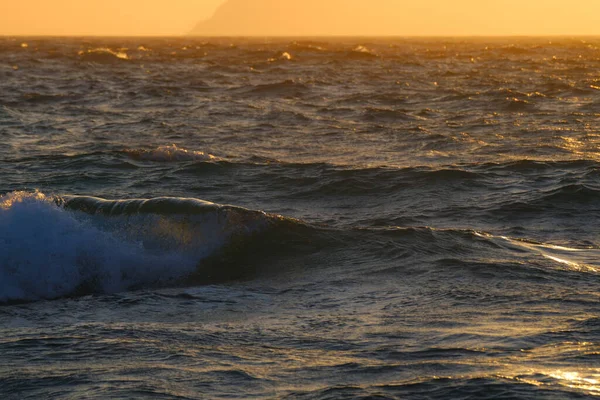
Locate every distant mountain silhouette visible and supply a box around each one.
[190,0,600,36]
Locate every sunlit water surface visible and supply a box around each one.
[0,37,599,399]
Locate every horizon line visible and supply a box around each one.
[2,34,600,39]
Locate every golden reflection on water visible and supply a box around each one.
[506,341,600,396]
[515,369,600,396]
[547,370,600,394]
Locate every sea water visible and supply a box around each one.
[0,37,599,399]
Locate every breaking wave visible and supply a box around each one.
[2,190,597,304]
[0,191,280,303]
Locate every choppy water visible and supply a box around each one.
[1,37,599,399]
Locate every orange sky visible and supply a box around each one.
[1,0,599,36]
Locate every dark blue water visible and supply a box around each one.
[1,37,599,399]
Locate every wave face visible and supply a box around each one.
[1,37,600,400]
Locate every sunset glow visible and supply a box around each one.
[1,0,599,36]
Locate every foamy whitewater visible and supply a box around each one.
[0,37,599,399]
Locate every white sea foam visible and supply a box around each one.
[353,45,375,55]
[269,51,293,62]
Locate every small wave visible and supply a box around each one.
[268,51,293,62]
[505,97,535,112]
[78,48,129,62]
[363,107,425,122]
[478,159,595,173]
[124,145,218,162]
[498,45,533,55]
[537,184,600,205]
[493,183,600,215]
[21,92,71,104]
[288,41,325,52]
[350,45,378,58]
[330,45,379,61]
[273,165,483,198]
[244,80,310,97]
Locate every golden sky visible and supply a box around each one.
[1,0,599,36]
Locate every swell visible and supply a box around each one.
[7,146,600,228]
[176,157,599,199]
[239,79,311,97]
[13,145,599,220]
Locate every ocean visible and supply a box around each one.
[0,36,599,399]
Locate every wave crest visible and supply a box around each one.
[78,48,129,62]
